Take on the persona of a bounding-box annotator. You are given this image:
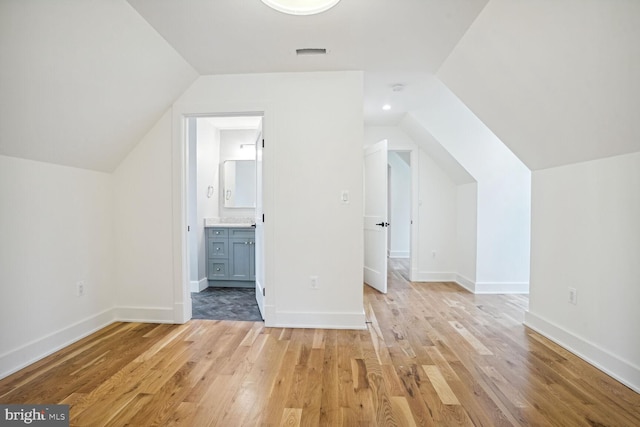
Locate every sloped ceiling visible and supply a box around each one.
[6,1,634,173]
[128,0,490,126]
[437,0,640,170]
[0,0,198,172]
[398,115,475,185]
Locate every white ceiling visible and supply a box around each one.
[0,0,197,172]
[127,0,490,125]
[438,0,640,169]
[4,1,633,174]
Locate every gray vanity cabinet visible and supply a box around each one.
[207,227,255,284]
[229,236,255,280]
[207,228,229,280]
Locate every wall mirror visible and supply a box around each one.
[223,160,256,208]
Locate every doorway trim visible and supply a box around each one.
[385,144,419,283]
[171,101,273,324]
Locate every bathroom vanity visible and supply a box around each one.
[206,225,255,287]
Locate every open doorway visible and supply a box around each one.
[387,151,411,281]
[186,115,264,321]
[364,141,415,294]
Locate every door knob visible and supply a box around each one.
[375,222,390,227]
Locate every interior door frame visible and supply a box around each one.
[388,145,418,282]
[171,103,272,325]
[388,149,415,278]
[365,142,418,284]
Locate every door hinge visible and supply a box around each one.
[262,213,265,223]
[262,288,265,297]
[187,225,190,232]
[262,139,265,148]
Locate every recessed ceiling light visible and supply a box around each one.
[382,104,391,111]
[261,0,341,15]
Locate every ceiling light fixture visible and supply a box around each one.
[382,104,391,111]
[261,0,341,15]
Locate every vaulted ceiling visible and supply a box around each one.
[0,0,197,172]
[1,1,638,173]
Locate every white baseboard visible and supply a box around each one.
[114,306,176,323]
[174,299,192,324]
[454,274,476,292]
[0,308,115,380]
[415,271,456,282]
[272,310,366,330]
[389,251,409,258]
[475,281,529,294]
[524,311,640,393]
[190,278,208,293]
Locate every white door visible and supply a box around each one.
[364,139,389,293]
[254,120,265,319]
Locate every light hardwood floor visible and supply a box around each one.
[1,259,639,426]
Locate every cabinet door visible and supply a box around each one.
[229,238,252,280]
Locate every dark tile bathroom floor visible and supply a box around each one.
[191,287,262,321]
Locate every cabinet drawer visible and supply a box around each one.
[229,228,255,239]
[207,260,228,279]
[207,228,228,238]
[208,239,228,258]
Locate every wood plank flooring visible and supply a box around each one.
[1,258,639,426]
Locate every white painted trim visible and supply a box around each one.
[172,102,274,327]
[524,311,640,393]
[415,271,456,282]
[475,282,529,294]
[264,304,277,328]
[114,306,176,323]
[0,309,115,380]
[190,278,208,293]
[454,274,476,293]
[389,251,410,258]
[410,267,420,282]
[273,310,366,330]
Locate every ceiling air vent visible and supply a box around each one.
[296,48,327,56]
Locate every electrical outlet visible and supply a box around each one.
[568,287,577,305]
[77,281,85,297]
[310,276,319,290]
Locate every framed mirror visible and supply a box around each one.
[223,160,256,208]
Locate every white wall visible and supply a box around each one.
[113,110,175,322]
[0,155,115,378]
[172,71,365,328]
[525,152,640,392]
[409,79,531,293]
[415,149,458,281]
[387,152,410,258]
[456,183,478,287]
[195,119,220,286]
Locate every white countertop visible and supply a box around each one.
[204,217,255,228]
[205,223,255,228]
